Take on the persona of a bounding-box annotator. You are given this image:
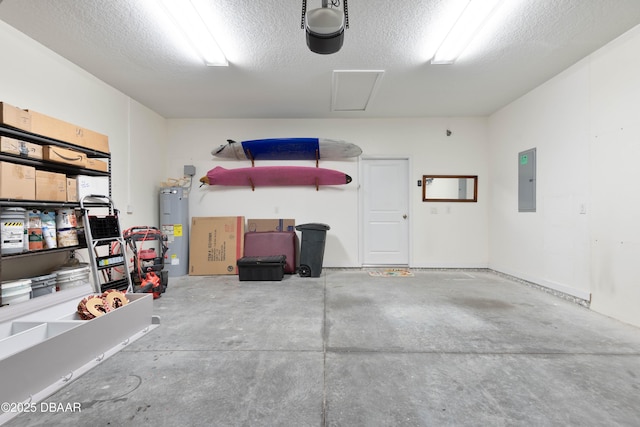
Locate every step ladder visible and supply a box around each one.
[80,194,133,294]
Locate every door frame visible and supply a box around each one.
[358,156,412,267]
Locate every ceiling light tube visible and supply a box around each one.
[431,0,504,65]
[160,0,228,66]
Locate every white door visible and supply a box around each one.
[361,158,410,265]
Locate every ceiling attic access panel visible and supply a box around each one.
[331,70,384,112]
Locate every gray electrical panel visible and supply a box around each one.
[518,148,536,212]
[160,186,189,276]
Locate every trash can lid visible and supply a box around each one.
[295,223,330,231]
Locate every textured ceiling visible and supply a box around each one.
[1,0,640,119]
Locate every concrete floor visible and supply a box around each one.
[5,269,640,426]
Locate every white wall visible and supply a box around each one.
[0,20,166,231]
[166,117,489,268]
[588,26,640,326]
[127,100,167,226]
[489,24,640,326]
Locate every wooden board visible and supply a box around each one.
[200,166,352,190]
[212,138,362,160]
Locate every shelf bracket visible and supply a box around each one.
[246,149,255,167]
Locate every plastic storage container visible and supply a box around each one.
[30,273,58,297]
[237,256,286,281]
[1,279,32,305]
[295,223,330,277]
[54,264,90,291]
[1,207,26,255]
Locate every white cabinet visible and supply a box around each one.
[0,288,159,424]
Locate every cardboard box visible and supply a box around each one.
[0,136,43,159]
[30,110,109,153]
[85,157,109,172]
[189,216,245,275]
[35,170,67,202]
[0,161,36,199]
[76,175,109,201]
[67,177,78,202]
[246,218,295,232]
[43,145,87,168]
[0,102,31,131]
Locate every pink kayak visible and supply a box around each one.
[200,166,352,190]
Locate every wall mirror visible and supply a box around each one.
[422,175,478,202]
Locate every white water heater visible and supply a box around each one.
[160,186,189,277]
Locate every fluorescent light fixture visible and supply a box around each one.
[431,0,504,65]
[160,0,228,66]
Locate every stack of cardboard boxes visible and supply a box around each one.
[0,102,110,203]
[0,102,109,153]
[189,217,296,275]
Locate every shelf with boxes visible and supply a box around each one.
[1,104,112,291]
[0,102,110,202]
[1,124,111,264]
[0,101,110,154]
[0,124,110,199]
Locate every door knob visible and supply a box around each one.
[403,214,407,219]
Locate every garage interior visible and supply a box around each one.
[2,1,640,425]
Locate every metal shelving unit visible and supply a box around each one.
[0,123,110,280]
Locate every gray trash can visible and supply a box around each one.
[295,223,330,277]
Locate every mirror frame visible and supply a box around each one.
[422,175,478,202]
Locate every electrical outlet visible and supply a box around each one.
[184,165,196,176]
